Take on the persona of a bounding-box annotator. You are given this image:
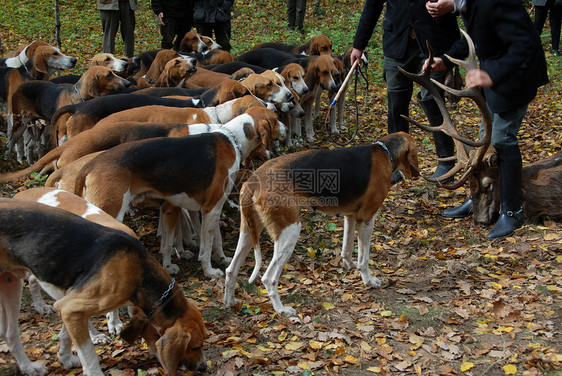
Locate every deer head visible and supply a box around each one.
[398,29,492,191]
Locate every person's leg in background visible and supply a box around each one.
[160,16,176,49]
[484,105,528,239]
[286,0,296,30]
[118,1,135,57]
[213,20,232,52]
[100,10,119,54]
[295,0,307,33]
[549,1,561,55]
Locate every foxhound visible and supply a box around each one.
[73,107,286,279]
[13,187,136,340]
[252,34,333,56]
[0,198,206,376]
[224,132,419,316]
[6,66,131,164]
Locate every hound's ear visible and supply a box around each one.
[156,322,191,376]
[35,51,50,74]
[407,146,420,179]
[87,71,101,98]
[234,83,250,97]
[257,118,272,150]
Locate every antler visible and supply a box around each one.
[398,29,491,189]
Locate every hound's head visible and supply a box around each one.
[201,35,221,50]
[245,107,287,158]
[242,71,294,105]
[80,66,131,98]
[90,53,129,74]
[280,63,308,95]
[307,55,340,92]
[309,34,333,56]
[32,44,77,75]
[212,79,252,105]
[120,301,207,376]
[381,132,420,180]
[156,56,197,87]
[179,31,208,53]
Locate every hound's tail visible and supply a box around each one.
[0,145,64,183]
[239,180,263,284]
[49,103,77,147]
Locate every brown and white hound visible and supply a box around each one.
[6,65,131,164]
[89,53,129,74]
[91,94,270,129]
[0,198,206,376]
[72,107,286,279]
[252,34,333,56]
[224,132,419,316]
[13,187,136,339]
[178,31,208,53]
[0,41,76,132]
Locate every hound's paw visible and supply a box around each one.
[339,125,348,131]
[306,136,316,143]
[223,295,239,307]
[107,318,124,336]
[21,362,48,376]
[164,263,180,275]
[364,276,382,288]
[91,333,111,345]
[341,259,357,270]
[203,267,224,279]
[59,353,81,369]
[33,302,55,315]
[277,306,298,317]
[214,256,232,267]
[180,250,195,260]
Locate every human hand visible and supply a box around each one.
[423,57,447,72]
[426,0,454,17]
[350,47,365,66]
[466,69,493,88]
[158,12,165,25]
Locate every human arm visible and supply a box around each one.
[351,0,385,66]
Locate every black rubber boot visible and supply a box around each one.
[416,93,456,180]
[443,196,473,218]
[387,89,413,134]
[487,144,525,239]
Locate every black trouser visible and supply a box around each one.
[195,20,232,52]
[100,2,136,57]
[534,0,562,51]
[161,16,192,50]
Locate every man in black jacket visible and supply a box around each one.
[427,0,549,239]
[152,0,194,50]
[350,0,460,184]
[193,0,234,52]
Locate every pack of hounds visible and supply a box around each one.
[0,32,420,376]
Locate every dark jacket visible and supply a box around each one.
[443,0,549,114]
[151,0,193,18]
[353,0,461,60]
[193,0,234,23]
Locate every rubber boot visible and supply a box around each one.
[416,93,455,180]
[487,144,525,239]
[387,89,412,134]
[443,196,473,218]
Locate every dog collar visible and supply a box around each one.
[374,141,393,164]
[219,127,243,157]
[21,60,37,80]
[73,85,85,102]
[148,278,176,320]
